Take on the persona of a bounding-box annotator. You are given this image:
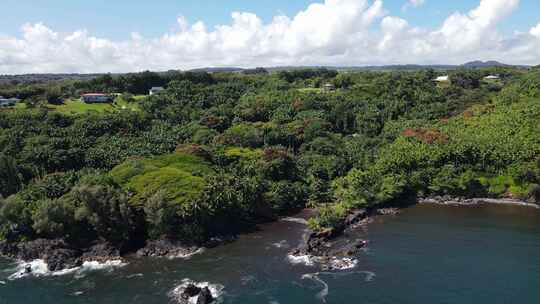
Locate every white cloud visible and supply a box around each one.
[0,0,538,74]
[403,0,426,11]
[531,22,540,38]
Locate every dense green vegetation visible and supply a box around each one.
[1,66,539,248]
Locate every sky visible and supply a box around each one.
[0,0,539,74]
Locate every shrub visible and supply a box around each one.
[0,197,33,241]
[32,199,75,239]
[143,190,179,239]
[527,184,540,203]
[73,185,136,246]
[264,181,307,213]
[308,202,349,231]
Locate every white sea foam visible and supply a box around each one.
[80,260,126,272]
[126,273,144,279]
[280,217,308,225]
[169,248,205,260]
[328,257,358,270]
[302,270,375,303]
[7,259,127,280]
[287,254,315,266]
[73,260,127,279]
[8,259,50,280]
[169,278,224,304]
[271,240,289,248]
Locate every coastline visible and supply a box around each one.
[0,238,214,276]
[287,197,540,265]
[3,197,538,275]
[418,196,540,209]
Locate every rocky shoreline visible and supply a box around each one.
[419,196,540,209]
[0,239,121,272]
[288,207,400,269]
[3,197,537,274]
[288,196,540,266]
[0,236,235,274]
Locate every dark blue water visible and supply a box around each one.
[1,204,539,304]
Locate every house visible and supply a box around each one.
[81,93,113,103]
[149,87,165,95]
[323,83,335,92]
[0,97,20,107]
[484,75,500,80]
[433,75,449,82]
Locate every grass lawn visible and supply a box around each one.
[3,95,146,115]
[47,97,141,115]
[133,95,147,101]
[298,88,326,93]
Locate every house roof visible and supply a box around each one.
[434,76,449,82]
[150,87,164,90]
[82,93,108,96]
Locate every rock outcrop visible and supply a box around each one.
[0,239,122,272]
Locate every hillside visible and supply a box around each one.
[1,66,539,251]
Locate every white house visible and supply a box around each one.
[484,75,500,80]
[0,97,20,107]
[81,93,113,103]
[433,75,449,82]
[323,83,335,92]
[149,87,165,95]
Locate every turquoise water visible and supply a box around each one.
[1,204,539,303]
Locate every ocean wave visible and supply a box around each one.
[169,278,224,304]
[7,259,127,280]
[169,248,205,260]
[271,240,289,248]
[361,271,376,282]
[287,254,358,270]
[126,273,144,279]
[302,270,376,303]
[302,273,329,303]
[319,270,376,282]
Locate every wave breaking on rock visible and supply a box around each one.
[7,259,126,280]
[169,279,224,304]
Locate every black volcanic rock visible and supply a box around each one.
[197,287,214,304]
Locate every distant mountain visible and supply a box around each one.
[187,67,244,73]
[0,73,103,85]
[1,62,532,84]
[462,60,511,68]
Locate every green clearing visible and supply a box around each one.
[297,87,325,93]
[8,96,144,115]
[50,98,141,115]
[110,152,215,207]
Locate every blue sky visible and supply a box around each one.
[1,0,539,73]
[1,0,538,39]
